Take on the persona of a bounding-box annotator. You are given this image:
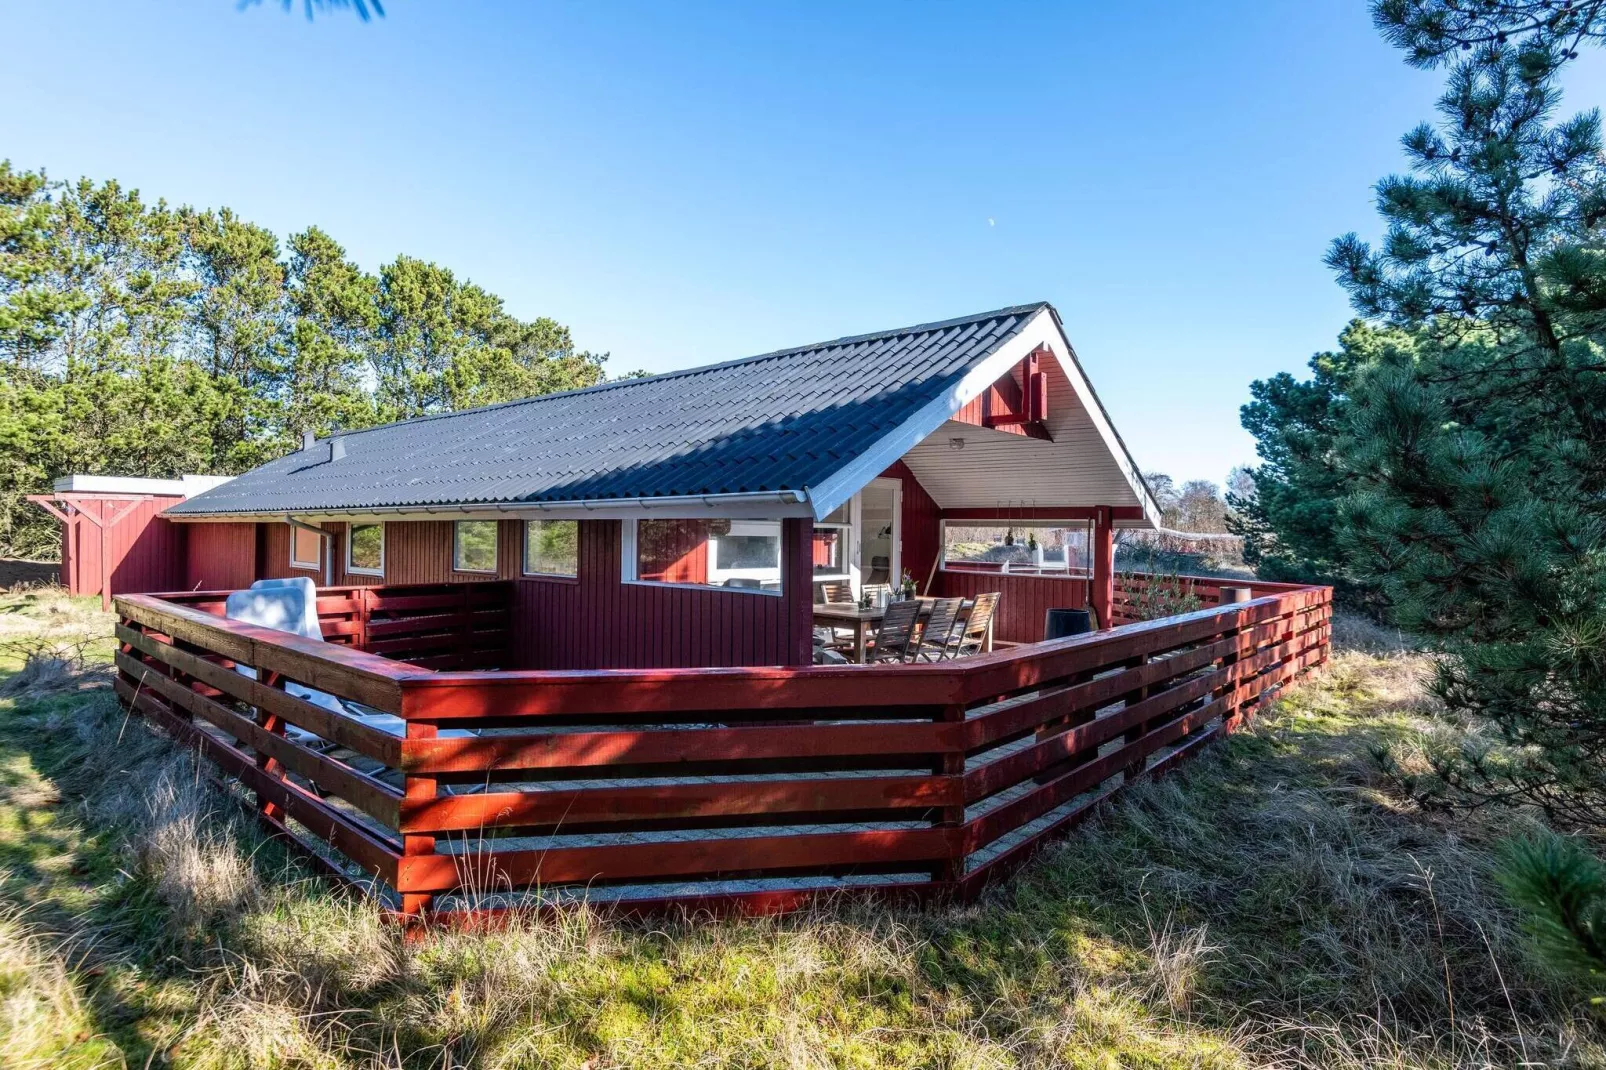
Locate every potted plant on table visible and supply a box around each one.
[899,569,917,600]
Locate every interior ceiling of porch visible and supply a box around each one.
[897,338,1156,526]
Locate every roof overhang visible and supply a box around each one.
[164,488,815,524]
[806,306,1161,528]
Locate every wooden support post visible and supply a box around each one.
[783,517,815,667]
[355,586,374,653]
[933,704,966,885]
[256,670,287,822]
[399,720,438,922]
[1091,506,1114,629]
[1122,654,1152,781]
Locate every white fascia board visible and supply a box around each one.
[1035,316,1162,528]
[166,489,814,525]
[53,474,190,496]
[805,308,1062,522]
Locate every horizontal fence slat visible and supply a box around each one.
[398,774,959,834]
[116,651,403,828]
[116,624,402,764]
[394,827,958,894]
[115,676,402,882]
[400,720,957,775]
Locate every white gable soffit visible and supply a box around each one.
[805,306,1161,527]
[53,473,233,498]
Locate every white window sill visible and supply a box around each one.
[624,578,782,598]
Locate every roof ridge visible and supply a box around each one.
[320,301,1053,441]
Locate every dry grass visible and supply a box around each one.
[0,602,1601,1068]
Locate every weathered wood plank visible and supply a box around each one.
[116,624,402,764]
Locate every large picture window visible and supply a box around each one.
[453,520,498,573]
[523,519,578,578]
[290,525,322,571]
[628,518,783,594]
[346,523,384,576]
[941,521,1090,576]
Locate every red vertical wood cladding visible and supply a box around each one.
[184,522,258,592]
[881,461,941,594]
[115,581,1332,922]
[50,495,188,598]
[934,569,1091,645]
[382,520,523,585]
[511,517,814,669]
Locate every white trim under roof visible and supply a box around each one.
[53,474,234,497]
[805,307,1161,527]
[166,488,813,524]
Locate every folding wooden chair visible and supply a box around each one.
[914,597,965,661]
[865,598,922,663]
[952,591,1000,657]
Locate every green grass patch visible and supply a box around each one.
[0,595,1599,1068]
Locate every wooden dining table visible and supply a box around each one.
[813,597,936,665]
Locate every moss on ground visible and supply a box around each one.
[0,590,1599,1069]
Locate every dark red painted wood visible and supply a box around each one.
[185,522,258,592]
[511,517,814,670]
[116,580,1333,922]
[934,568,1091,645]
[48,494,189,598]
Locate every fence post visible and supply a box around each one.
[1122,654,1152,781]
[1219,605,1250,731]
[399,719,438,921]
[934,703,967,888]
[256,670,288,822]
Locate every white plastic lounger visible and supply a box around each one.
[225,578,405,741]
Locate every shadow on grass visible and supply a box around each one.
[0,641,1588,1069]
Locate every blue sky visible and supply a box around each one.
[7,1,1605,484]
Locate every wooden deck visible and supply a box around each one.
[113,577,1332,923]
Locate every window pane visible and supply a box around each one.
[454,521,498,572]
[812,527,846,576]
[349,524,383,572]
[942,523,1089,575]
[636,518,782,592]
[524,519,578,577]
[292,526,321,568]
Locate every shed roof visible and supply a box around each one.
[168,302,1158,525]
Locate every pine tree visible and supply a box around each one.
[1328,40,1606,827]
[1234,321,1409,595]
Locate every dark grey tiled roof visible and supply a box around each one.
[168,303,1050,517]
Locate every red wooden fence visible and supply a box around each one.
[114,579,1331,922]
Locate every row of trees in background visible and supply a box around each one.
[0,163,612,559]
[1236,0,1606,991]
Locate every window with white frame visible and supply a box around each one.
[940,520,1091,576]
[624,518,783,594]
[453,520,498,573]
[290,525,322,571]
[346,523,384,576]
[523,519,578,578]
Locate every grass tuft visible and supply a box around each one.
[0,595,1601,1068]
